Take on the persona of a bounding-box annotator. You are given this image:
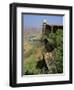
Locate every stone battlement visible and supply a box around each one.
[42,22,63,36]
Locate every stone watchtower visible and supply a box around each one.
[42,19,47,35]
[42,19,52,37]
[42,19,63,36]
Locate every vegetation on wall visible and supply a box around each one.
[24,29,63,75]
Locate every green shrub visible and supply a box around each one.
[24,29,63,75]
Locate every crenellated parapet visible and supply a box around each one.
[42,22,63,36]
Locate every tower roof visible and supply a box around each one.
[43,19,47,23]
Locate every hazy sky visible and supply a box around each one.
[22,14,63,29]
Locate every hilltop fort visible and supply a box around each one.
[42,19,63,36]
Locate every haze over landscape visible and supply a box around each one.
[22,14,63,75]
